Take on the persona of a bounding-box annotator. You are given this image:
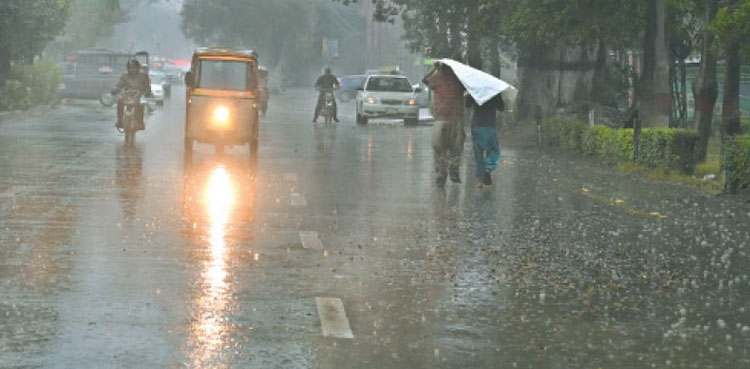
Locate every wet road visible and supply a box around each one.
[1,87,749,368]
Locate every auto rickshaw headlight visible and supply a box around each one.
[211,106,231,128]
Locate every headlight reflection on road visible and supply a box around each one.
[189,164,237,367]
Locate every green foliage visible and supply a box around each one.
[64,0,121,50]
[0,0,73,62]
[542,116,586,151]
[0,80,32,111]
[724,134,750,192]
[0,60,62,111]
[543,117,699,174]
[181,0,365,84]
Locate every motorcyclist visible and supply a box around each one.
[313,67,339,123]
[112,59,152,131]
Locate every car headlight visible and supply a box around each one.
[210,106,232,130]
[407,98,417,105]
[365,96,377,104]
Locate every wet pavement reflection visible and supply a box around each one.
[1,87,749,368]
[181,158,255,367]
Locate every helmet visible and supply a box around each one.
[126,59,140,69]
[324,67,331,74]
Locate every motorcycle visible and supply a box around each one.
[320,90,336,124]
[119,89,143,144]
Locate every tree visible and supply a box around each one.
[713,0,750,145]
[693,0,719,161]
[638,0,672,127]
[0,0,72,85]
[180,0,365,85]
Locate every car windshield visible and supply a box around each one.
[366,77,412,92]
[196,60,255,91]
[149,71,166,83]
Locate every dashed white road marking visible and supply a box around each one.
[299,231,323,249]
[290,193,307,207]
[315,297,353,339]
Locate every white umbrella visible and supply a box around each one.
[435,58,515,106]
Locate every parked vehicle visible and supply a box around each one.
[58,49,134,105]
[183,47,261,159]
[148,70,170,104]
[336,75,365,102]
[356,75,421,125]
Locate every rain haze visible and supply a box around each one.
[1,1,750,368]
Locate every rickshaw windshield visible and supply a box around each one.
[196,60,256,91]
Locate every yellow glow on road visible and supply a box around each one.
[189,164,237,367]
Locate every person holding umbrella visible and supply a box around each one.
[428,59,514,189]
[422,62,466,186]
[466,93,504,188]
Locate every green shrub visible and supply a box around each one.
[0,80,32,110]
[0,60,61,111]
[542,116,587,151]
[542,116,698,174]
[669,130,700,175]
[581,124,611,155]
[605,128,634,163]
[637,128,673,169]
[635,128,698,174]
[724,134,750,192]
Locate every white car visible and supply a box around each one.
[356,75,421,125]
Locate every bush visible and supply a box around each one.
[0,60,61,111]
[724,134,750,192]
[542,116,587,151]
[542,117,698,174]
[0,80,32,110]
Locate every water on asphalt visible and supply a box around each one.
[0,87,749,368]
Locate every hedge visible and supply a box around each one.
[0,60,61,111]
[724,134,750,193]
[543,116,699,174]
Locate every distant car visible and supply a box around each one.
[147,70,168,105]
[336,75,365,102]
[355,75,421,125]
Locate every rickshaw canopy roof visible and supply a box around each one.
[193,47,258,61]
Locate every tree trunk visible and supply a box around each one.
[516,42,598,122]
[465,4,482,69]
[0,46,10,88]
[490,34,501,78]
[693,1,718,162]
[640,0,671,127]
[721,40,741,145]
[590,41,608,105]
[466,30,482,69]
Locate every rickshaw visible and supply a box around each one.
[183,48,260,158]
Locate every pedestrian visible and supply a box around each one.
[422,62,466,186]
[466,93,504,188]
